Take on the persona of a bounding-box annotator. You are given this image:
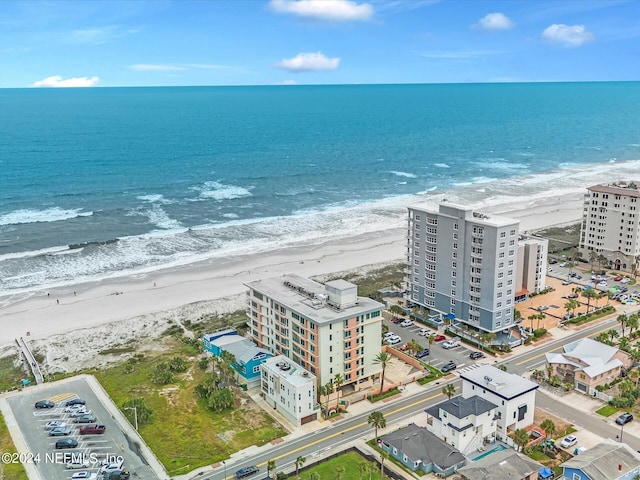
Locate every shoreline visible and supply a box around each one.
[0,191,585,354]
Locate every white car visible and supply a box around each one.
[385,336,402,345]
[64,405,85,413]
[100,462,124,474]
[72,473,97,479]
[69,408,92,417]
[442,340,461,349]
[384,332,396,338]
[597,281,608,287]
[66,460,90,470]
[418,328,431,336]
[560,435,578,448]
[44,420,67,430]
[400,319,414,327]
[621,277,631,284]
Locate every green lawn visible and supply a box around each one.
[87,337,287,475]
[596,405,620,417]
[368,387,400,403]
[0,414,28,480]
[299,451,377,480]
[0,355,32,392]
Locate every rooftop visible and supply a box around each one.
[588,182,640,198]
[261,355,316,387]
[561,439,640,480]
[409,202,520,228]
[458,448,543,480]
[461,365,538,400]
[546,338,625,378]
[244,273,384,324]
[425,395,497,419]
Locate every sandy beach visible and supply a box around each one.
[0,192,584,372]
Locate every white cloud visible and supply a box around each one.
[65,25,138,45]
[31,75,99,88]
[473,12,514,31]
[276,52,340,72]
[541,24,594,47]
[128,64,187,71]
[269,0,373,22]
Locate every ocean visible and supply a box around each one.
[2,82,640,304]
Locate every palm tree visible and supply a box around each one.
[407,339,422,356]
[368,411,386,440]
[359,462,368,480]
[513,309,522,323]
[596,332,613,345]
[428,334,435,349]
[388,304,404,317]
[541,419,556,451]
[373,352,392,395]
[630,348,640,366]
[333,373,344,410]
[442,384,456,399]
[597,254,608,270]
[268,460,276,480]
[513,428,530,452]
[379,451,389,480]
[628,314,639,339]
[367,462,376,480]
[527,314,537,333]
[295,456,306,479]
[607,329,620,342]
[619,379,634,397]
[628,368,640,388]
[582,288,598,314]
[618,314,629,338]
[589,251,598,270]
[536,312,546,331]
[619,337,631,352]
[566,261,576,275]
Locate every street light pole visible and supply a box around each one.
[124,406,138,431]
[222,460,227,480]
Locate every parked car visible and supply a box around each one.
[441,361,457,373]
[69,408,92,417]
[597,281,608,287]
[100,463,125,475]
[103,472,130,480]
[385,336,402,345]
[79,424,106,435]
[235,466,259,479]
[71,472,97,479]
[559,435,578,448]
[567,293,579,299]
[416,349,430,359]
[55,438,78,449]
[400,319,414,327]
[390,317,403,324]
[383,331,395,338]
[576,275,583,280]
[563,312,575,321]
[433,334,446,342]
[49,427,72,436]
[621,277,631,284]
[74,414,97,424]
[614,276,623,281]
[559,262,567,267]
[418,328,431,336]
[442,340,461,349]
[45,420,67,430]
[620,286,629,293]
[65,398,86,407]
[469,351,485,360]
[64,404,86,413]
[616,413,634,425]
[569,272,578,277]
[66,459,90,470]
[562,280,571,285]
[538,305,549,311]
[35,400,55,409]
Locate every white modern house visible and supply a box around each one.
[424,395,499,455]
[260,355,318,426]
[460,365,538,441]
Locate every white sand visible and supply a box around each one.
[0,192,584,372]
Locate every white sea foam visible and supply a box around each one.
[137,194,174,204]
[434,163,450,168]
[390,171,417,178]
[145,205,182,230]
[222,213,239,219]
[0,207,92,226]
[190,181,253,201]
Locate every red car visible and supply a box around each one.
[399,343,409,351]
[79,424,106,435]
[614,276,623,281]
[433,334,446,342]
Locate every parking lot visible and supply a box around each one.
[1,376,162,480]
[383,317,489,375]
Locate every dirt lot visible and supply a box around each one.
[533,407,573,437]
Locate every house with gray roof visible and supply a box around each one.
[457,448,543,480]
[460,365,538,441]
[379,423,465,477]
[203,332,272,387]
[545,338,631,396]
[424,395,499,455]
[560,439,640,480]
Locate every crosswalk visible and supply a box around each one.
[454,364,482,376]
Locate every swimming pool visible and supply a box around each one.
[473,444,508,461]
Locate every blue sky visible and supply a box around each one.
[2,0,639,88]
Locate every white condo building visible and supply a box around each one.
[406,203,520,333]
[579,182,640,271]
[260,355,318,426]
[245,274,384,391]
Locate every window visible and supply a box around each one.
[500,232,506,238]
[517,404,527,421]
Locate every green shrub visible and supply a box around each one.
[533,328,547,338]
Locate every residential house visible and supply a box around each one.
[202,332,273,387]
[424,395,499,455]
[460,365,538,441]
[545,338,632,395]
[379,423,465,477]
[260,355,318,426]
[560,439,640,480]
[457,449,543,480]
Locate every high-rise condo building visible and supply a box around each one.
[405,202,542,333]
[579,182,640,271]
[244,274,384,390]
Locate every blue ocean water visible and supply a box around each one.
[2,82,640,300]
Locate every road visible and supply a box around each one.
[191,311,640,480]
